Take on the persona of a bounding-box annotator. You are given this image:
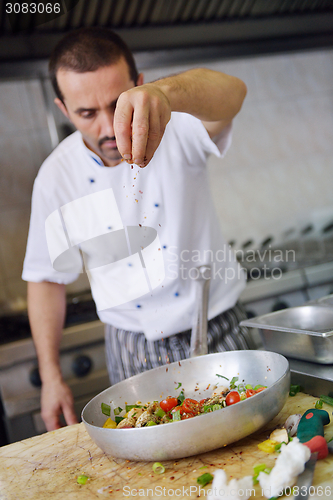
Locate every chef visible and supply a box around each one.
[22,27,253,432]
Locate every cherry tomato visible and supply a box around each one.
[181,413,195,420]
[182,398,201,415]
[225,391,241,406]
[160,397,178,413]
[246,389,256,398]
[255,387,266,393]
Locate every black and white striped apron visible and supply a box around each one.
[104,302,254,385]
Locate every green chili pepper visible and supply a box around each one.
[319,395,333,406]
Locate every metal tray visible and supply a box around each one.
[240,305,333,364]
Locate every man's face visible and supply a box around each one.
[55,59,142,167]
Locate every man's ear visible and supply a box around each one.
[136,73,144,86]
[54,98,69,119]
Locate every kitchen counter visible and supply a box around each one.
[0,392,332,499]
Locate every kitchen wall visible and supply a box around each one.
[0,47,333,309]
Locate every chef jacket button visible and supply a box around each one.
[89,178,95,183]
[174,292,179,297]
[154,203,159,207]
[136,304,142,308]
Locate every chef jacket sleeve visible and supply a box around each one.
[22,177,80,285]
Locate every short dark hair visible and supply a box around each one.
[49,27,139,101]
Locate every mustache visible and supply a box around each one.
[99,136,116,147]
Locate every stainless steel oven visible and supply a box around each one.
[0,294,109,444]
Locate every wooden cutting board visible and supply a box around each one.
[0,392,332,500]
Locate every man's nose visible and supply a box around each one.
[100,110,115,137]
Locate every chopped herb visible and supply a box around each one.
[101,403,111,416]
[254,384,265,390]
[115,416,124,424]
[197,473,214,487]
[230,376,239,389]
[153,462,165,474]
[319,395,333,406]
[175,382,182,390]
[177,389,185,405]
[289,384,301,396]
[77,475,89,485]
[147,421,157,426]
[216,374,229,381]
[245,384,253,390]
[199,465,208,469]
[114,406,123,416]
[315,400,323,409]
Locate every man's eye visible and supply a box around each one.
[81,112,95,119]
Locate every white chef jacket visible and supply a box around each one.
[22,112,246,341]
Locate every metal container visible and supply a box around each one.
[82,350,289,461]
[240,305,333,364]
[317,294,333,307]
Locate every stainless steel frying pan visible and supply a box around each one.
[82,350,290,461]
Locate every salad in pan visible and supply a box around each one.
[101,376,267,429]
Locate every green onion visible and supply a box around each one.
[125,404,142,412]
[274,442,287,451]
[155,407,166,418]
[172,410,181,422]
[147,421,157,426]
[319,395,333,406]
[199,465,207,469]
[175,382,182,390]
[230,376,239,389]
[153,462,165,474]
[237,383,245,392]
[197,473,214,487]
[253,464,270,485]
[216,374,229,380]
[114,406,123,416]
[77,475,89,485]
[115,416,124,424]
[289,384,301,396]
[177,389,185,405]
[203,405,213,413]
[101,403,111,416]
[212,404,222,411]
[315,400,323,409]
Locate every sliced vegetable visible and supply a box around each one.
[113,406,123,416]
[319,395,333,406]
[269,428,288,443]
[175,382,182,390]
[155,407,166,418]
[289,384,301,396]
[253,464,271,485]
[153,462,165,474]
[115,416,124,424]
[257,439,278,453]
[197,472,214,486]
[315,400,323,409]
[103,417,117,429]
[226,391,241,406]
[172,409,181,421]
[77,475,89,485]
[246,389,256,398]
[212,404,222,411]
[182,398,201,416]
[125,404,143,412]
[147,421,157,426]
[101,402,111,416]
[216,374,229,380]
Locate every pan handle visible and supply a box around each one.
[190,265,211,357]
